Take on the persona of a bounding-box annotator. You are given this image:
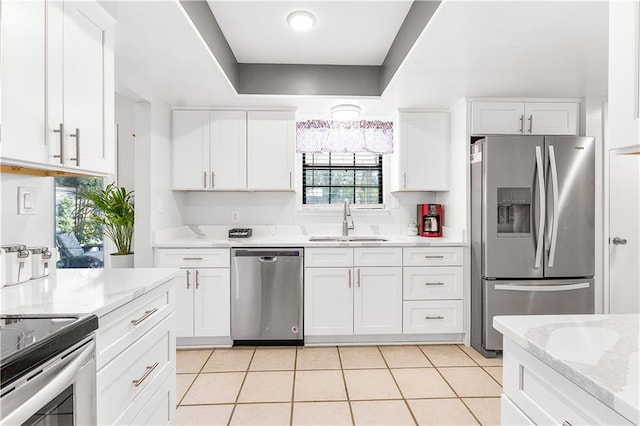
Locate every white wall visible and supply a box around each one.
[0,174,54,248]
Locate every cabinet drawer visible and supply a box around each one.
[501,395,535,425]
[403,267,463,300]
[97,279,176,369]
[503,340,633,426]
[403,247,463,266]
[98,314,176,425]
[354,247,402,267]
[130,373,175,426]
[402,300,463,334]
[155,248,230,268]
[305,248,353,267]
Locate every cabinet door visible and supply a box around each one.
[354,267,402,335]
[304,268,353,336]
[471,102,525,135]
[247,111,294,190]
[194,268,231,337]
[174,270,194,337]
[0,0,48,164]
[172,110,210,190]
[210,111,247,190]
[62,2,115,173]
[525,102,578,135]
[398,112,450,191]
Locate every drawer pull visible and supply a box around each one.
[132,362,159,387]
[424,282,445,286]
[425,315,445,320]
[186,270,191,289]
[130,308,158,326]
[424,255,444,259]
[183,257,203,261]
[195,270,200,289]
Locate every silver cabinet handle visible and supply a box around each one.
[183,257,203,261]
[528,115,533,133]
[130,308,158,326]
[348,270,351,288]
[132,362,159,387]
[289,171,292,189]
[357,268,361,288]
[195,269,200,289]
[424,255,444,259]
[53,123,64,164]
[211,171,215,188]
[203,171,207,189]
[425,316,444,320]
[186,270,191,289]
[612,237,628,245]
[424,282,444,286]
[69,128,80,166]
[519,115,524,133]
[403,172,407,189]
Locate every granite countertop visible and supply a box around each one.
[494,314,639,424]
[152,225,468,248]
[0,268,180,318]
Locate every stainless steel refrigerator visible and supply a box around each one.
[470,136,595,357]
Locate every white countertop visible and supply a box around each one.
[153,225,467,248]
[0,268,180,318]
[494,314,639,424]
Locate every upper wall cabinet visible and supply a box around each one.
[172,109,294,191]
[391,112,450,192]
[608,1,640,151]
[471,101,579,136]
[1,0,115,175]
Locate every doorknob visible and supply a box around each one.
[612,237,628,245]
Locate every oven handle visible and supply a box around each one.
[494,282,590,292]
[1,340,95,426]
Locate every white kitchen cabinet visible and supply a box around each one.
[1,0,115,174]
[304,267,354,336]
[392,112,450,191]
[155,249,231,341]
[172,110,246,190]
[353,267,403,335]
[471,101,579,136]
[608,1,640,151]
[247,110,295,190]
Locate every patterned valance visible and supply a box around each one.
[296,120,394,154]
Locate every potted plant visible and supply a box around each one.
[79,183,135,268]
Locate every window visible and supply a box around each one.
[302,152,383,206]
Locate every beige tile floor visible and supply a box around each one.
[176,345,502,426]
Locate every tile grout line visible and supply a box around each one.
[176,348,216,408]
[227,346,256,426]
[377,345,419,426]
[289,346,298,426]
[336,346,356,426]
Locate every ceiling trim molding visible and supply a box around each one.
[178,0,441,97]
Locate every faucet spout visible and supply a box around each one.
[342,199,354,236]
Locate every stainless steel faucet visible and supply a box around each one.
[342,199,355,236]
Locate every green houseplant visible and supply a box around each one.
[79,183,134,267]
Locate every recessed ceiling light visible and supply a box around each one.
[287,10,316,32]
[331,104,361,121]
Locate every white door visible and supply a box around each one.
[0,0,48,164]
[304,268,353,335]
[608,153,640,313]
[210,111,247,190]
[172,110,210,189]
[399,112,450,190]
[63,2,114,173]
[471,101,525,135]
[175,270,194,337]
[194,268,231,337]
[525,102,578,135]
[247,111,294,190]
[354,267,403,335]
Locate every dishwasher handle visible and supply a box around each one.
[258,256,278,263]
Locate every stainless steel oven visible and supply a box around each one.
[1,315,98,426]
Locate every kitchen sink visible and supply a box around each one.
[308,236,390,242]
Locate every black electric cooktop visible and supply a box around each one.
[0,314,98,388]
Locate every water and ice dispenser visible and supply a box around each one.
[497,188,531,235]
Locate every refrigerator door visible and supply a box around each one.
[482,278,595,351]
[482,136,545,278]
[544,137,595,277]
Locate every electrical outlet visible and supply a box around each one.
[231,211,240,223]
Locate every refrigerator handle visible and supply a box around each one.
[548,145,560,268]
[534,146,546,269]
[494,282,590,292]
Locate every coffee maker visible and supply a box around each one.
[417,204,443,237]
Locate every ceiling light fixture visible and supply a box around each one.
[331,104,361,121]
[287,10,316,32]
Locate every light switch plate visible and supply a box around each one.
[18,187,36,215]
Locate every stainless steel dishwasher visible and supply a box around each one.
[231,248,303,345]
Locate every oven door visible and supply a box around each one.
[0,336,96,426]
[482,279,594,351]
